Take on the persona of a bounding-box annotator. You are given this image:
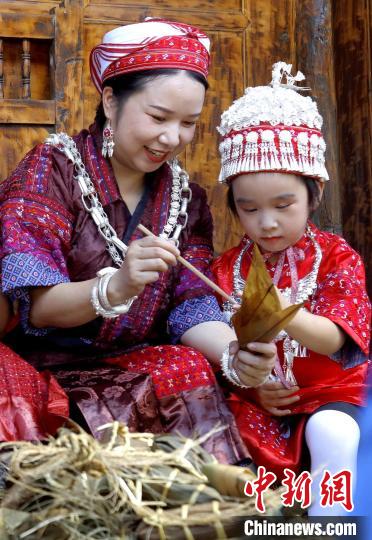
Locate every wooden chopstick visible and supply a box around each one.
[137,224,235,304]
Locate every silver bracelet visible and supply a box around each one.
[229,365,244,385]
[220,345,251,388]
[90,267,138,319]
[91,279,117,319]
[97,267,117,311]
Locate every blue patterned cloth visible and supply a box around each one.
[167,294,226,342]
[2,252,69,336]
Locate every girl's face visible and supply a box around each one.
[232,172,317,253]
[104,71,205,178]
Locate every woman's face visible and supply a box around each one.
[105,71,205,178]
[232,172,320,253]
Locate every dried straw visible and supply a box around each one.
[0,422,283,539]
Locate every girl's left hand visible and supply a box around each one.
[254,381,300,416]
[230,340,277,387]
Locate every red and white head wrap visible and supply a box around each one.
[90,19,210,93]
[217,62,329,184]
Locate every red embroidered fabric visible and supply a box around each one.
[106,344,215,398]
[89,20,210,92]
[101,35,209,84]
[0,342,68,441]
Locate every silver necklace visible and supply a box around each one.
[45,133,191,266]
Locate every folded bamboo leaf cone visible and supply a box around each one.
[232,244,303,345]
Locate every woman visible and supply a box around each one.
[0,20,275,461]
[0,292,68,440]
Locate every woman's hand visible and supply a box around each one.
[108,236,180,304]
[29,235,179,329]
[230,340,277,388]
[254,381,300,416]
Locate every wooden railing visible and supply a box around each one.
[0,13,55,124]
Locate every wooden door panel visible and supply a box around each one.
[0,124,52,176]
[88,0,242,8]
[54,0,83,133]
[84,1,245,21]
[0,11,55,179]
[186,28,248,251]
[0,12,54,39]
[82,22,106,128]
[0,1,83,181]
[0,1,59,14]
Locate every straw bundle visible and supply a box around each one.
[0,422,283,539]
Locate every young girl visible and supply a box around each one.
[212,62,370,515]
[0,292,68,440]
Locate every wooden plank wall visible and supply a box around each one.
[1,0,370,294]
[333,0,371,295]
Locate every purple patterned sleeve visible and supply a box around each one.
[2,253,69,335]
[0,144,74,334]
[167,295,227,342]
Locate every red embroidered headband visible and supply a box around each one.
[217,62,329,184]
[90,19,210,93]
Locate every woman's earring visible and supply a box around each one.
[102,120,115,158]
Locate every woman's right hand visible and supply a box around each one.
[254,381,300,416]
[107,235,180,304]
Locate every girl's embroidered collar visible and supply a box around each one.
[232,224,322,306]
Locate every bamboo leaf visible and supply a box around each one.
[232,244,302,345]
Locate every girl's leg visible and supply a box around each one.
[305,407,360,516]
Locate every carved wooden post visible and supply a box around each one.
[294,0,342,235]
[22,38,31,98]
[333,0,372,295]
[53,0,84,134]
[0,39,3,99]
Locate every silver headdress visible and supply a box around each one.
[217,62,329,184]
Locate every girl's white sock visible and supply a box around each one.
[305,409,360,516]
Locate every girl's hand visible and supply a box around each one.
[254,381,300,416]
[230,340,277,388]
[108,236,180,303]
